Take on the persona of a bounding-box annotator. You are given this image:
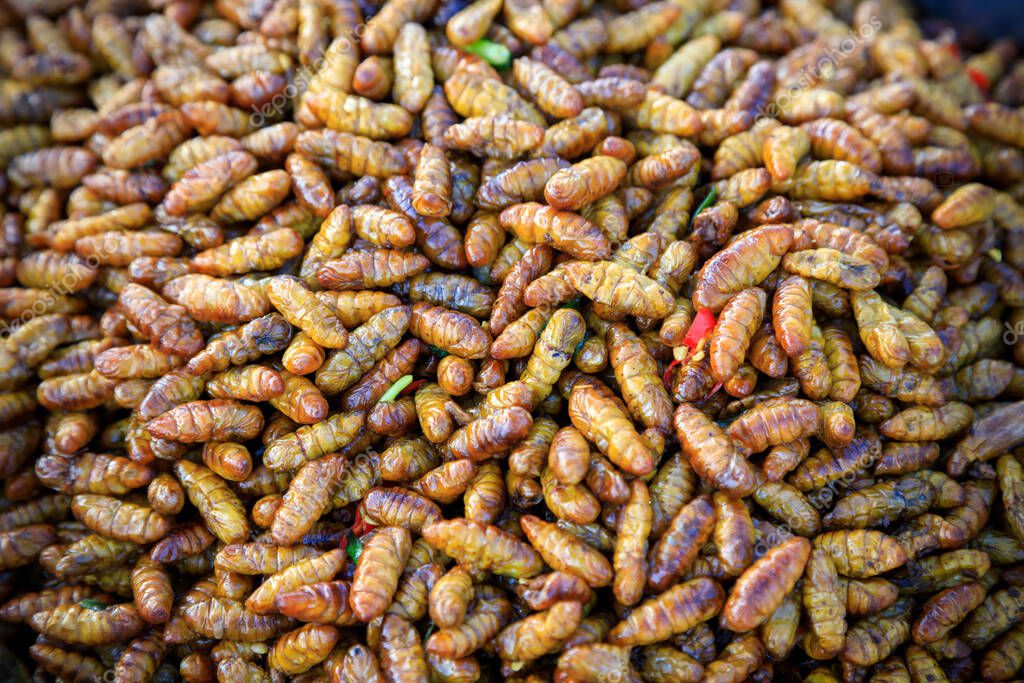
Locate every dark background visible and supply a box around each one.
[918,0,1024,44]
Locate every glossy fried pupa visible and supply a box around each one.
[693,224,795,311]
[673,403,755,497]
[422,518,543,579]
[722,536,811,632]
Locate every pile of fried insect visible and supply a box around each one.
[0,0,1022,680]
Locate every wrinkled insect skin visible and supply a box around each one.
[710,287,766,385]
[723,536,810,632]
[647,494,715,592]
[352,526,411,622]
[571,378,656,477]
[693,224,795,311]
[674,403,754,497]
[608,578,725,647]
[423,518,543,579]
[500,203,611,261]
[727,397,821,456]
[521,515,612,588]
[316,306,411,394]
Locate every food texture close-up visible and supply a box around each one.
[1,0,1024,680]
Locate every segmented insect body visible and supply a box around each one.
[446,0,502,46]
[569,380,655,477]
[606,324,673,433]
[191,228,305,277]
[163,274,270,325]
[266,276,349,349]
[296,129,409,177]
[304,89,413,140]
[71,495,170,544]
[316,306,411,394]
[723,536,810,632]
[545,156,626,211]
[30,602,146,646]
[410,303,492,360]
[565,261,674,318]
[500,202,611,261]
[520,515,611,587]
[514,57,583,119]
[535,107,618,159]
[119,284,204,358]
[647,495,715,592]
[815,530,909,578]
[444,66,546,126]
[674,404,754,497]
[608,578,724,646]
[693,224,794,311]
[393,22,433,113]
[709,288,766,384]
[174,460,249,544]
[422,518,543,578]
[352,526,411,621]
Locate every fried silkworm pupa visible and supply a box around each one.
[607,324,673,433]
[351,526,411,621]
[359,487,442,533]
[430,565,474,629]
[497,600,584,663]
[500,203,611,261]
[570,378,655,477]
[608,578,725,647]
[0,2,1022,679]
[146,399,264,443]
[266,276,349,349]
[71,495,170,544]
[555,643,640,683]
[246,548,347,614]
[520,515,612,588]
[673,404,755,497]
[422,518,543,579]
[722,536,811,632]
[174,460,250,545]
[693,224,795,311]
[647,494,715,592]
[814,530,909,579]
[30,602,146,646]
